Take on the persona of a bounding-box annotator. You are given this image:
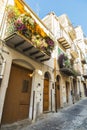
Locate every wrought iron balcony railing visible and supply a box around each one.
[58,54,81,76]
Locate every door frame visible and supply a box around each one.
[43,71,51,112]
[1,63,33,124]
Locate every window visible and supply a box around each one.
[22,80,29,93]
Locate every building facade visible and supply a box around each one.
[0,0,55,125]
[42,13,87,109]
[0,0,87,126]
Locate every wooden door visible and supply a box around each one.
[73,80,77,100]
[84,83,87,97]
[55,82,60,111]
[2,64,32,124]
[43,79,49,112]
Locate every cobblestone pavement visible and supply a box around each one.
[1,98,87,130]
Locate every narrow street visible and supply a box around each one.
[1,98,87,130]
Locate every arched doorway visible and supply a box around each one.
[66,81,69,103]
[43,72,50,112]
[1,63,33,124]
[73,79,77,102]
[55,75,60,112]
[83,83,87,97]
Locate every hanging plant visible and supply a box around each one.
[58,53,65,68]
[58,54,71,68]
[45,36,54,53]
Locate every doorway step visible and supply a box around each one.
[1,119,32,130]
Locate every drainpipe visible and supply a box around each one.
[0,60,6,79]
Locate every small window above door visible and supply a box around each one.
[22,80,29,93]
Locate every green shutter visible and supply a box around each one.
[58,48,63,55]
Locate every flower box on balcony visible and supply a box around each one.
[58,54,81,76]
[5,32,52,62]
[5,5,54,62]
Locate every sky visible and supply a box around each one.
[25,0,87,36]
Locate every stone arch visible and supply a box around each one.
[56,75,61,82]
[1,59,34,124]
[44,71,51,80]
[12,59,35,70]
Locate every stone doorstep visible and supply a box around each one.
[0,101,80,130]
[36,111,56,122]
[1,119,32,130]
[1,99,84,130]
[0,112,54,130]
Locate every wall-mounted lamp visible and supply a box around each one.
[28,69,42,77]
[37,70,42,76]
[28,72,34,77]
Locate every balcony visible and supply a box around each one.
[58,54,81,76]
[5,32,52,62]
[59,67,75,76]
[83,69,87,78]
[5,5,54,62]
[70,44,79,59]
[57,30,71,49]
[68,29,76,40]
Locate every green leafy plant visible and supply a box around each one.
[58,54,72,68]
[6,5,20,34]
[6,5,54,55]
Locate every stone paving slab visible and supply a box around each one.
[1,98,87,130]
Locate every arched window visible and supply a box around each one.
[56,75,60,82]
[44,71,51,80]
